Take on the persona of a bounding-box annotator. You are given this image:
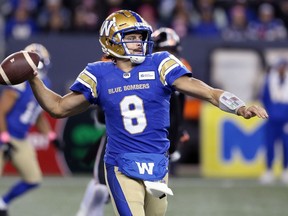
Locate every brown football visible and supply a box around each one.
[0,51,40,85]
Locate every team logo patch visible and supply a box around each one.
[139,71,155,80]
[123,73,131,79]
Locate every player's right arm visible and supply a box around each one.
[29,76,91,118]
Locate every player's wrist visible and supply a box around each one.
[28,72,38,81]
[0,131,11,143]
[235,106,246,116]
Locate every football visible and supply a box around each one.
[0,51,40,85]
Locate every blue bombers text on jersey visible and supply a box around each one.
[70,51,192,165]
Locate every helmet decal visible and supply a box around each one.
[100,20,115,37]
[130,11,143,22]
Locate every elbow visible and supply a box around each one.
[49,113,63,119]
[47,109,67,119]
[46,102,69,119]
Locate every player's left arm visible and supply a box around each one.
[173,76,268,119]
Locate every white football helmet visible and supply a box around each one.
[99,10,153,64]
[152,27,181,54]
[24,43,51,77]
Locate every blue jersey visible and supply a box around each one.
[70,51,191,165]
[261,69,288,122]
[5,77,51,139]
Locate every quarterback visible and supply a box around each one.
[28,10,268,216]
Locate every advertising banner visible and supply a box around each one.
[201,103,282,178]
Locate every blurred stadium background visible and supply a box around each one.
[1,0,288,215]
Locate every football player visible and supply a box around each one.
[0,43,58,216]
[76,29,193,215]
[27,10,268,216]
[259,59,288,184]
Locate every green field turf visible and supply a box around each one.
[0,175,287,216]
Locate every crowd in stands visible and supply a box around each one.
[1,0,288,41]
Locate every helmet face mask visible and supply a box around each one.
[24,43,51,78]
[99,10,153,64]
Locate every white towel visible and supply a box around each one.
[144,181,174,198]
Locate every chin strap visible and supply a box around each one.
[129,56,145,64]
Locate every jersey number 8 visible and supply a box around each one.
[120,95,147,134]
